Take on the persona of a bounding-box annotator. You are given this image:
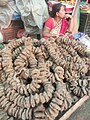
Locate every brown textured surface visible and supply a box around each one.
[0,37,90,120]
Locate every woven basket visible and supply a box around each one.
[0,0,8,6]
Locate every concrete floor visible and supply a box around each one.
[68,97,90,120]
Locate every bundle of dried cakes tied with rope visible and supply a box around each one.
[40,38,67,68]
[67,76,90,97]
[14,38,35,79]
[56,36,89,56]
[0,37,54,119]
[55,37,89,80]
[44,81,72,120]
[0,36,90,120]
[0,108,14,120]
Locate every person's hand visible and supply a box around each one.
[65,14,73,19]
[50,33,57,38]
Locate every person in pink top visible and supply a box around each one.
[43,3,74,39]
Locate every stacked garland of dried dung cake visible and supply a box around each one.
[0,36,90,120]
